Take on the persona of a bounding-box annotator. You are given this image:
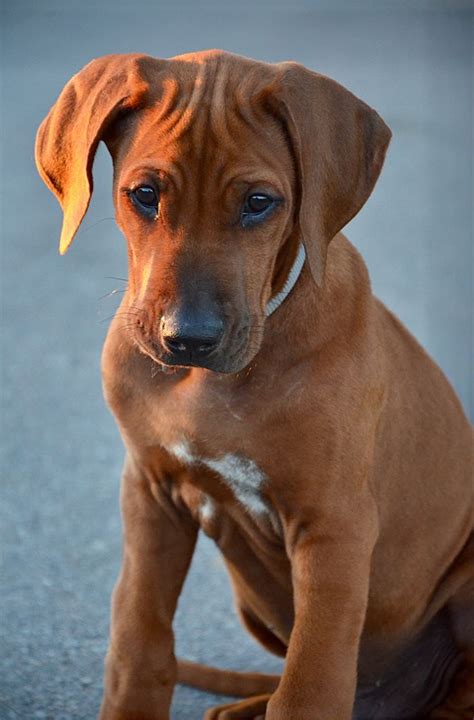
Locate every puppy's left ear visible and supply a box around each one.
[35,54,159,254]
[269,62,391,286]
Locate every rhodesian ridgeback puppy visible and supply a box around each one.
[36,50,473,720]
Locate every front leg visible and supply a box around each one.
[267,494,378,720]
[99,453,198,720]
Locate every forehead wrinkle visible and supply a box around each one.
[168,58,241,154]
[170,157,187,195]
[207,65,234,141]
[165,62,216,142]
[212,105,288,192]
[235,104,279,159]
[231,70,285,149]
[197,80,262,183]
[134,65,209,151]
[205,61,274,155]
[143,60,249,161]
[141,77,183,140]
[176,71,235,194]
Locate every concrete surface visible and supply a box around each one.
[1,1,472,718]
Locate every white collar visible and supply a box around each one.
[265,242,306,317]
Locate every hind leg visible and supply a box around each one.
[204,694,270,719]
[429,550,474,719]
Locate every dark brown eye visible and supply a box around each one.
[241,193,277,228]
[130,185,159,215]
[244,194,273,214]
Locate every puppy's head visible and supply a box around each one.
[36,50,390,373]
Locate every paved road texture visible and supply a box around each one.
[1,1,472,718]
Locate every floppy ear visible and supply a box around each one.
[35,54,161,254]
[270,62,391,286]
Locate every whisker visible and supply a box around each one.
[110,310,139,318]
[76,216,115,238]
[151,363,162,378]
[105,275,128,283]
[98,288,126,301]
[99,310,140,324]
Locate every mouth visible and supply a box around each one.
[132,327,261,374]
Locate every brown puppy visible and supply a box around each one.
[36,50,473,720]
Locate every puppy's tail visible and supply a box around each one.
[177,658,280,697]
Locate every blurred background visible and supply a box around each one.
[1,1,472,718]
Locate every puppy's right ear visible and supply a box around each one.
[263,62,391,286]
[35,54,164,254]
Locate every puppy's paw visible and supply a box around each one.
[204,694,270,719]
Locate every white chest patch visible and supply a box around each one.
[199,493,215,521]
[204,454,268,515]
[167,440,268,516]
[170,441,195,464]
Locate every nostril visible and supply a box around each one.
[164,336,189,353]
[162,334,220,356]
[196,338,218,351]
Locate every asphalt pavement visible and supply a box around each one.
[1,2,472,718]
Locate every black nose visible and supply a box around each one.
[161,314,225,360]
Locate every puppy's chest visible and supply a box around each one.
[163,437,282,540]
[137,376,285,538]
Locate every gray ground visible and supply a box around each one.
[1,1,472,719]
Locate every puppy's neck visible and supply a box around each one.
[261,233,374,362]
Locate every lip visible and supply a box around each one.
[131,320,259,375]
[134,335,225,372]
